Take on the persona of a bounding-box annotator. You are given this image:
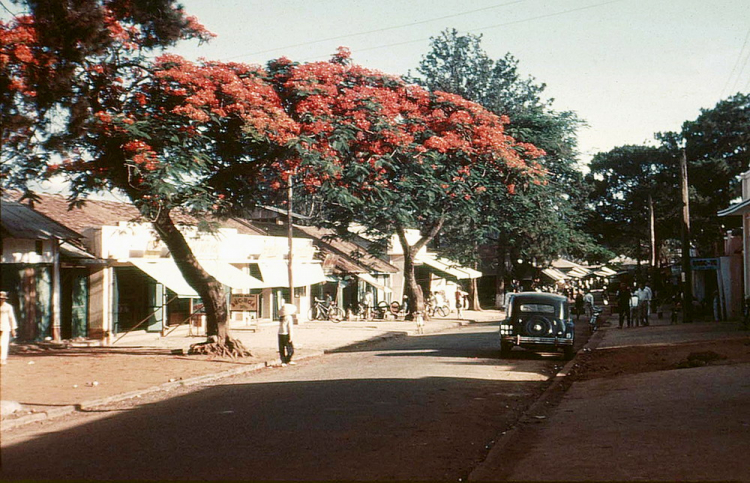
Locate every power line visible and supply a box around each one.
[732,46,750,95]
[222,0,528,61]
[299,0,627,61]
[721,26,750,98]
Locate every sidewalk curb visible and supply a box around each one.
[2,350,321,432]
[469,328,606,481]
[2,318,482,432]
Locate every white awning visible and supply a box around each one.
[200,260,265,290]
[131,259,265,295]
[421,256,482,279]
[567,267,591,278]
[258,261,326,287]
[358,273,393,293]
[542,268,567,281]
[130,258,198,298]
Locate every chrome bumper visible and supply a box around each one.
[501,335,574,346]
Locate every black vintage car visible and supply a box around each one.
[499,292,575,360]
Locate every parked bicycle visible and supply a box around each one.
[588,306,605,334]
[426,300,450,317]
[308,298,345,322]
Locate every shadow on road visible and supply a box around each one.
[2,374,552,481]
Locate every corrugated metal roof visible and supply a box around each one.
[1,201,82,240]
[295,225,399,274]
[8,192,262,237]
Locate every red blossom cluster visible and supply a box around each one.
[153,55,298,145]
[273,52,545,196]
[0,15,45,98]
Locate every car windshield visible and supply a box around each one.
[519,304,555,314]
[511,301,567,319]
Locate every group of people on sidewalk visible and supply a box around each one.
[616,282,653,328]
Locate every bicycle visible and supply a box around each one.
[308,298,345,322]
[426,301,450,317]
[588,306,604,334]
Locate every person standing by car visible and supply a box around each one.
[616,283,632,329]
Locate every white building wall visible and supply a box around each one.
[1,238,55,264]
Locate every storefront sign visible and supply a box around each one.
[231,294,258,311]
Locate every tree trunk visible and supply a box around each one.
[395,219,444,319]
[150,210,249,356]
[468,277,482,311]
[495,242,510,307]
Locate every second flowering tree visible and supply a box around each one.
[270,49,546,316]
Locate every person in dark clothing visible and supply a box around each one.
[617,283,632,329]
[574,292,584,321]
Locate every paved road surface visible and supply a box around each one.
[1,323,575,481]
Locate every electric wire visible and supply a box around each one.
[732,47,750,95]
[722,26,750,97]
[222,0,528,61]
[297,0,627,61]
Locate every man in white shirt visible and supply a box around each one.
[278,304,296,366]
[0,291,18,365]
[635,283,651,327]
[583,291,595,319]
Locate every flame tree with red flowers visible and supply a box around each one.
[1,2,298,355]
[266,49,546,318]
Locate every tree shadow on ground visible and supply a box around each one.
[0,374,551,481]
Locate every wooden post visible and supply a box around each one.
[680,148,693,323]
[649,193,657,267]
[287,174,295,315]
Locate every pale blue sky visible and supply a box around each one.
[172,0,750,166]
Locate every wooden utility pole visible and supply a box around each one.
[649,193,656,267]
[680,148,693,323]
[287,175,295,310]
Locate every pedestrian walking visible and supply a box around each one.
[574,291,584,321]
[635,283,650,327]
[455,289,464,319]
[364,291,374,320]
[583,291,594,319]
[278,304,296,366]
[0,291,18,365]
[630,292,641,327]
[616,283,632,329]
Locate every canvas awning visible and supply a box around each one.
[200,260,265,290]
[593,266,617,277]
[258,261,326,287]
[542,268,567,281]
[130,259,199,298]
[131,259,266,297]
[421,256,482,279]
[357,273,393,293]
[567,267,591,278]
